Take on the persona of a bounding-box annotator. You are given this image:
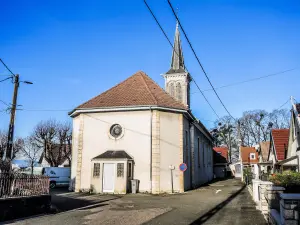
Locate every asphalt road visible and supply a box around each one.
[9,179,267,225]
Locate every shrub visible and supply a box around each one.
[269,171,300,187]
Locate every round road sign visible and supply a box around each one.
[179,163,187,172]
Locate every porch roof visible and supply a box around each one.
[275,155,298,166]
[257,161,273,166]
[93,150,133,160]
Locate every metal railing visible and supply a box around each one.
[0,172,49,198]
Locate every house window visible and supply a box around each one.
[217,152,222,155]
[185,130,188,162]
[250,153,256,160]
[93,163,100,177]
[197,137,200,167]
[128,161,133,177]
[117,163,124,177]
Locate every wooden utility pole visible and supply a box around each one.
[6,74,19,162]
[237,120,244,181]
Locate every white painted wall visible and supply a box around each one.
[159,111,181,192]
[70,116,80,191]
[72,111,152,192]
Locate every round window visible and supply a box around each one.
[110,124,123,138]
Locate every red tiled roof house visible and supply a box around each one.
[213,147,230,178]
[267,129,289,172]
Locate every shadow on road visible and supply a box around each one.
[189,184,246,225]
[51,193,120,212]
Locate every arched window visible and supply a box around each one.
[169,82,175,97]
[176,82,182,101]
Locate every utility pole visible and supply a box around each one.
[237,120,243,181]
[6,74,19,163]
[228,127,232,163]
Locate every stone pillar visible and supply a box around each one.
[151,110,160,194]
[279,193,300,225]
[75,114,84,192]
[266,186,285,210]
[252,179,262,203]
[259,181,273,216]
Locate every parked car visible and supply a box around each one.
[42,167,71,189]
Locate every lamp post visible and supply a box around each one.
[5,74,33,165]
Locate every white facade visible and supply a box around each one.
[70,109,214,193]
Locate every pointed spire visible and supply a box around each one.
[169,21,185,73]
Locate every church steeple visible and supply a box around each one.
[163,22,191,108]
[169,22,186,73]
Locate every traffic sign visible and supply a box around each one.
[179,163,187,172]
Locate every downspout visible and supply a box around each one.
[150,107,153,193]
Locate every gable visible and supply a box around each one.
[241,147,258,164]
[271,129,289,161]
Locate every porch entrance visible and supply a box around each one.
[102,163,115,192]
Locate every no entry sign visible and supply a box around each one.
[179,163,187,172]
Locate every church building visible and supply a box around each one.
[69,23,214,194]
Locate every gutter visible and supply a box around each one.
[69,105,187,117]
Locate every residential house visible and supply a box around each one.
[267,129,289,173]
[213,147,230,178]
[241,146,259,165]
[69,23,214,194]
[39,144,72,167]
[257,141,270,173]
[279,100,300,171]
[241,146,259,178]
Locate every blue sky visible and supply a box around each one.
[0,0,299,137]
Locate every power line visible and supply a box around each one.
[0,99,9,106]
[0,59,15,77]
[17,109,71,112]
[191,68,297,94]
[0,76,12,83]
[143,0,220,119]
[276,99,290,110]
[167,0,235,120]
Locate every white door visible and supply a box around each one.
[103,163,115,192]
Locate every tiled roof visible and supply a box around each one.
[241,147,258,164]
[213,147,228,160]
[93,150,133,160]
[271,129,289,161]
[76,71,187,110]
[259,141,270,162]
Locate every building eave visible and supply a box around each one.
[69,105,188,117]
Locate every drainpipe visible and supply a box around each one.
[150,107,153,193]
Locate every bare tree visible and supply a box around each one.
[213,108,290,162]
[212,116,239,163]
[21,137,41,174]
[32,120,72,167]
[0,130,24,164]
